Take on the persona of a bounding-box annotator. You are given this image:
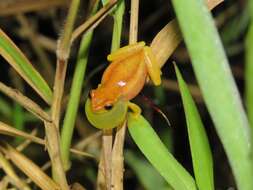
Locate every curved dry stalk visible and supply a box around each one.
[150,0,224,67]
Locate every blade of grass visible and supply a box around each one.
[245,1,253,129]
[0,143,60,190]
[171,0,253,189]
[60,0,99,170]
[150,0,223,68]
[128,114,197,190]
[0,152,31,190]
[0,82,51,122]
[175,65,214,190]
[125,150,172,190]
[0,29,53,104]
[0,121,44,145]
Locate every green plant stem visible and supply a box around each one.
[60,2,99,170]
[57,0,80,58]
[111,0,125,52]
[171,0,253,189]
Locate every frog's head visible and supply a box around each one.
[90,88,115,112]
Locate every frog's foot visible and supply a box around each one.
[127,102,141,118]
[143,46,162,86]
[107,42,145,62]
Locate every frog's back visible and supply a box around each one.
[101,51,147,100]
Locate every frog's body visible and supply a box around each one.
[90,41,162,114]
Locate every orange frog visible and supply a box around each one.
[90,41,162,115]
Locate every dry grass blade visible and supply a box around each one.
[151,19,181,68]
[0,176,9,189]
[0,152,31,190]
[0,29,53,104]
[0,122,44,145]
[0,121,94,159]
[150,0,224,68]
[0,82,51,122]
[0,0,68,16]
[0,143,60,190]
[71,0,117,43]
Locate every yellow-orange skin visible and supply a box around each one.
[90,42,161,112]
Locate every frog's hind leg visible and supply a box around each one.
[107,41,145,62]
[127,102,141,118]
[144,46,162,86]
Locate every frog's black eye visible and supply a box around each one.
[104,104,113,110]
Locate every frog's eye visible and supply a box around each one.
[104,104,113,110]
[85,98,128,129]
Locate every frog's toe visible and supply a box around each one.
[128,102,141,118]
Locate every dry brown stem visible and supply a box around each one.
[0,82,51,122]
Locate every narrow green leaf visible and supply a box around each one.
[171,0,253,189]
[245,1,253,130]
[0,29,53,104]
[175,65,214,190]
[60,1,102,170]
[128,114,196,190]
[125,150,172,190]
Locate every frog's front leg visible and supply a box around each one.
[107,41,146,62]
[143,46,162,86]
[127,102,141,118]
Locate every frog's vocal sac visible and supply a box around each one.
[90,41,162,112]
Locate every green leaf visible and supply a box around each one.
[125,150,172,190]
[245,1,253,131]
[175,65,214,190]
[171,0,253,189]
[0,29,53,104]
[128,114,196,190]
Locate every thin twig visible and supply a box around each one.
[0,82,51,122]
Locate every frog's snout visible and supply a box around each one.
[90,89,110,112]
